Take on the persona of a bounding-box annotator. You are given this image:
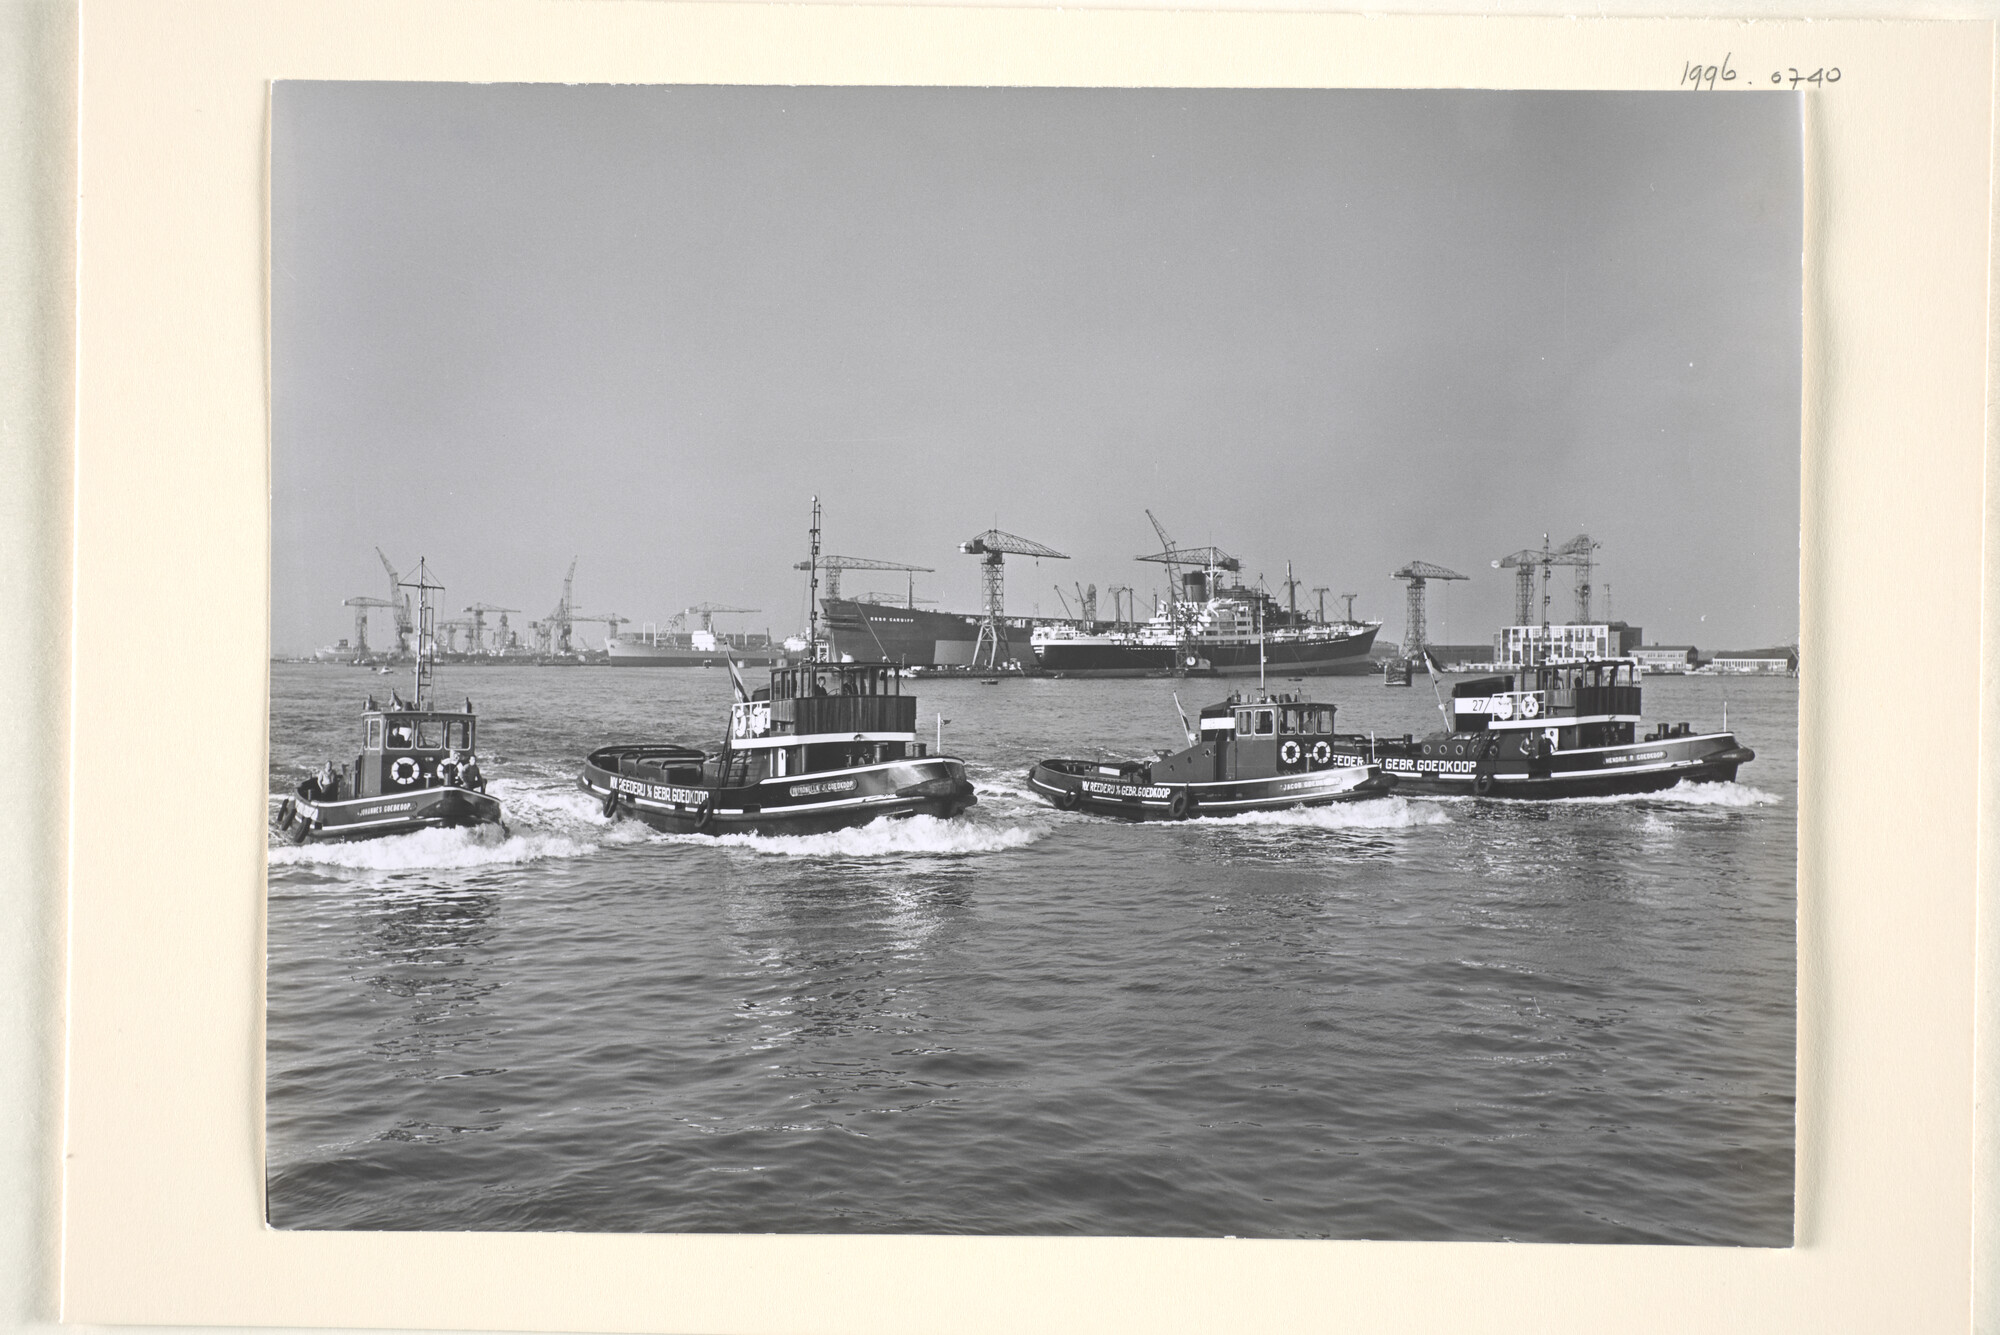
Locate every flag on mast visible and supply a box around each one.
[724,648,750,703]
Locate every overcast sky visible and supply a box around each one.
[272,85,1800,655]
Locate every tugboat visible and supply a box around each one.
[577,500,978,836]
[274,560,504,842]
[1026,690,1394,820]
[580,658,978,836]
[1355,654,1755,798]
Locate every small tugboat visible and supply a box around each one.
[581,658,978,836]
[578,500,978,836]
[1359,654,1755,798]
[1026,690,1394,820]
[274,561,504,842]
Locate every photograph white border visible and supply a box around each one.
[53,3,1998,1332]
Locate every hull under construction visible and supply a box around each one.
[821,598,1036,668]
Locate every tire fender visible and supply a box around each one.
[1054,786,1081,811]
[1167,790,1192,820]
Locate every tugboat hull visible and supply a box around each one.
[1368,732,1754,799]
[276,784,504,843]
[1026,758,1393,820]
[580,744,977,836]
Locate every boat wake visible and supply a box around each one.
[1550,780,1782,808]
[267,821,601,872]
[1190,796,1451,830]
[266,776,650,872]
[653,814,1047,860]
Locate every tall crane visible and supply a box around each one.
[463,603,520,654]
[960,528,1069,668]
[536,557,580,655]
[1493,534,1597,628]
[791,554,935,606]
[341,595,399,659]
[1107,585,1136,626]
[567,611,627,651]
[1392,561,1468,660]
[435,616,475,655]
[1075,583,1097,623]
[375,547,413,655]
[683,603,758,634]
[1555,533,1602,623]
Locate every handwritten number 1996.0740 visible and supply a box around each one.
[1682,54,1842,90]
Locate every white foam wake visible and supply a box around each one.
[265,776,650,871]
[1190,796,1452,830]
[657,814,1046,859]
[267,821,600,871]
[1553,780,1783,808]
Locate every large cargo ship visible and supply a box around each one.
[605,628,784,667]
[1032,568,1381,678]
[821,598,1037,668]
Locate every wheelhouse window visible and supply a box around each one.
[366,718,383,750]
[1254,709,1275,735]
[447,719,472,750]
[417,719,444,748]
[385,719,415,749]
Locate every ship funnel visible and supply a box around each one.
[1182,570,1209,600]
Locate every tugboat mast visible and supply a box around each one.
[400,558,443,711]
[807,496,823,663]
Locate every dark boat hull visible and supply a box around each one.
[821,599,1034,668]
[276,784,504,842]
[1026,758,1393,819]
[1358,732,1753,798]
[1034,625,1381,678]
[579,744,977,835]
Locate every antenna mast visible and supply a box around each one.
[808,496,822,662]
[400,558,443,711]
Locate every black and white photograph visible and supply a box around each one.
[266,84,1801,1243]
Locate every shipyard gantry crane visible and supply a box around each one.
[567,611,627,650]
[791,554,935,605]
[341,595,400,659]
[683,603,758,634]
[1392,561,1467,660]
[434,617,474,655]
[960,528,1069,668]
[463,603,520,655]
[375,547,414,654]
[1492,533,1599,627]
[1107,585,1136,626]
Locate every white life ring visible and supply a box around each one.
[1280,739,1302,765]
[390,757,420,785]
[1185,655,1198,668]
[1520,694,1541,718]
[1491,694,1514,721]
[436,759,462,786]
[1310,740,1331,765]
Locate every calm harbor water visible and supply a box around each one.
[265,662,1795,1242]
